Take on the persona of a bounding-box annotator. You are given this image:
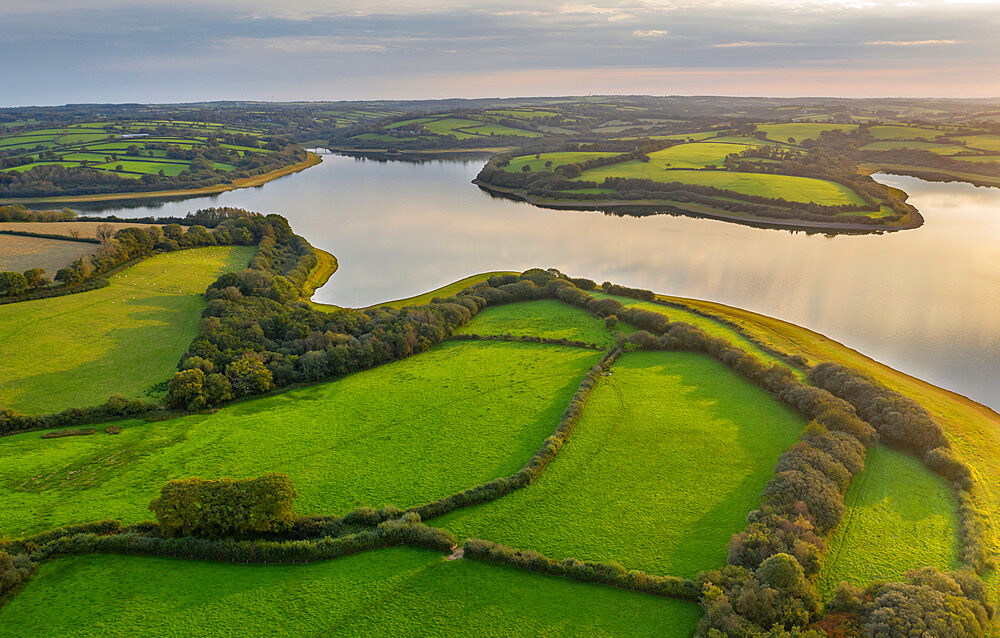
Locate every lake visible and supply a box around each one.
[69,151,1000,411]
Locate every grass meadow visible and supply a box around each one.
[859,140,969,154]
[0,341,600,536]
[756,123,858,142]
[0,548,701,637]
[0,246,253,414]
[504,151,620,173]
[815,446,961,598]
[575,165,864,206]
[644,143,752,169]
[866,125,948,140]
[435,351,806,578]
[953,135,1000,153]
[456,299,620,345]
[658,294,1000,603]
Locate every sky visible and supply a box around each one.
[2,0,998,106]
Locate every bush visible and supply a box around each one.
[0,551,36,601]
[853,568,992,637]
[148,473,298,539]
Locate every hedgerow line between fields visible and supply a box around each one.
[1,217,993,635]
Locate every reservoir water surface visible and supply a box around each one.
[70,152,1000,410]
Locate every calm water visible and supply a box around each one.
[72,152,1000,410]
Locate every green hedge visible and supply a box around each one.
[463,538,698,601]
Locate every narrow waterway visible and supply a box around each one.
[69,152,1000,410]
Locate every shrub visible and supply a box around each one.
[0,551,36,600]
[148,473,298,539]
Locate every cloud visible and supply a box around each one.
[218,36,387,54]
[865,39,962,46]
[0,0,996,105]
[712,41,800,48]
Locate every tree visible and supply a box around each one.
[23,268,48,289]
[55,258,92,285]
[162,223,183,240]
[521,164,531,172]
[96,223,115,243]
[0,271,29,296]
[149,473,298,538]
[226,354,273,396]
[203,373,233,405]
[165,368,206,410]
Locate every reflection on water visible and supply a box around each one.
[71,153,1000,410]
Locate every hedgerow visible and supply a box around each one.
[463,538,698,600]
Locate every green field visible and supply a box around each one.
[637,131,723,142]
[486,108,558,120]
[436,351,806,578]
[952,155,1000,164]
[0,121,277,181]
[0,341,599,536]
[706,135,797,148]
[757,123,858,142]
[860,140,969,154]
[0,548,700,637]
[384,117,441,130]
[504,151,619,173]
[645,143,752,169]
[815,446,961,598]
[588,293,793,371]
[386,116,541,140]
[456,299,621,345]
[0,246,253,415]
[469,122,543,137]
[867,125,948,140]
[953,135,1000,152]
[576,165,865,206]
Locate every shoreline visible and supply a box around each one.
[347,268,999,422]
[473,179,923,235]
[0,153,323,206]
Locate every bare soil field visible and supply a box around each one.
[0,221,160,239]
[0,235,98,273]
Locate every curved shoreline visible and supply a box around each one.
[0,153,323,206]
[472,179,923,235]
